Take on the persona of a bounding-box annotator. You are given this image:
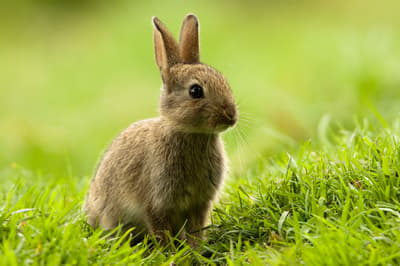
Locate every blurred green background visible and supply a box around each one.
[1,0,399,177]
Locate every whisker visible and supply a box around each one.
[232,128,245,174]
[236,127,249,147]
[236,123,252,134]
[237,119,252,127]
[238,113,256,122]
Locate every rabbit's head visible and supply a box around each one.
[153,14,238,134]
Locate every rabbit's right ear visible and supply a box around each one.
[179,14,200,64]
[152,17,179,81]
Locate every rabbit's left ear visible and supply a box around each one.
[179,14,200,64]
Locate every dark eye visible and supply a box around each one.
[189,84,204,99]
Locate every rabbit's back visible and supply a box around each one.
[85,118,159,230]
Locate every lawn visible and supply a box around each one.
[1,0,400,265]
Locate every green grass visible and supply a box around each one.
[2,0,400,265]
[1,117,400,265]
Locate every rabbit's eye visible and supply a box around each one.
[189,84,204,99]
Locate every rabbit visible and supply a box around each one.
[85,14,238,246]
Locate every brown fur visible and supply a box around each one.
[85,14,238,246]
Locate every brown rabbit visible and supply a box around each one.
[85,14,238,246]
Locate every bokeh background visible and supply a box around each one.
[1,0,400,177]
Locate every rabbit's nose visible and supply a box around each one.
[222,105,238,125]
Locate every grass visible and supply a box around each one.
[1,117,400,265]
[1,0,400,265]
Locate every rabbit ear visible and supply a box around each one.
[152,17,180,77]
[179,14,200,64]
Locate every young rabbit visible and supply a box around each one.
[85,14,238,246]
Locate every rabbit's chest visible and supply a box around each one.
[166,157,218,207]
[173,163,216,208]
[150,144,224,211]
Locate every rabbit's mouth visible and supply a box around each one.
[222,109,238,125]
[211,113,238,133]
[217,105,238,127]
